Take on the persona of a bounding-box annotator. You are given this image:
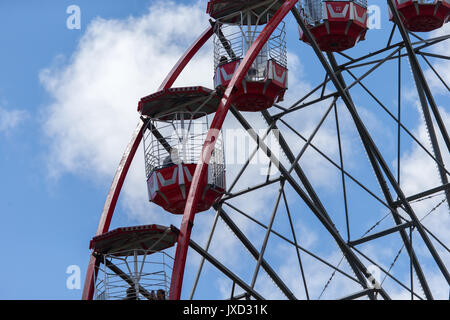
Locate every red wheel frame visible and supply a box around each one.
[82,0,298,300]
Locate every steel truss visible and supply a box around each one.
[187,3,449,300]
[83,1,449,300]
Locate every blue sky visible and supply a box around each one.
[0,0,158,300]
[0,1,448,300]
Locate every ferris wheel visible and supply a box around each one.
[82,0,449,300]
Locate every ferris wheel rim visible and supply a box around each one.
[83,1,450,301]
[82,24,216,301]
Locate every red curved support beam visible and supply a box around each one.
[82,25,215,300]
[82,120,145,300]
[158,25,215,91]
[169,0,299,300]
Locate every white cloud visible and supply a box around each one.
[0,107,27,134]
[39,0,321,231]
[398,28,450,297]
[39,3,218,286]
[393,105,450,299]
[400,107,450,195]
[40,1,211,179]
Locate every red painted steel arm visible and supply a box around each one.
[169,0,299,300]
[82,120,145,300]
[158,25,215,91]
[82,25,215,300]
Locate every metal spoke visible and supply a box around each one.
[386,24,396,47]
[222,202,361,285]
[189,210,221,300]
[387,0,450,156]
[419,52,450,92]
[274,92,337,119]
[334,104,350,242]
[186,237,265,300]
[216,205,297,299]
[232,106,390,299]
[282,189,310,300]
[292,5,446,298]
[279,118,393,210]
[352,247,424,300]
[250,181,285,289]
[343,69,450,177]
[286,97,337,175]
[418,51,450,61]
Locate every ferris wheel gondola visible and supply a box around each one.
[82,0,450,301]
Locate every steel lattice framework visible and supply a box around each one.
[83,0,449,300]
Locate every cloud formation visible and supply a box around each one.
[0,106,27,135]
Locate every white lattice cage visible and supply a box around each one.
[213,11,287,82]
[143,112,226,190]
[94,250,173,300]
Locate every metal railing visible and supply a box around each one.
[208,133,226,190]
[143,112,209,178]
[213,11,287,81]
[143,113,226,190]
[94,250,173,301]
